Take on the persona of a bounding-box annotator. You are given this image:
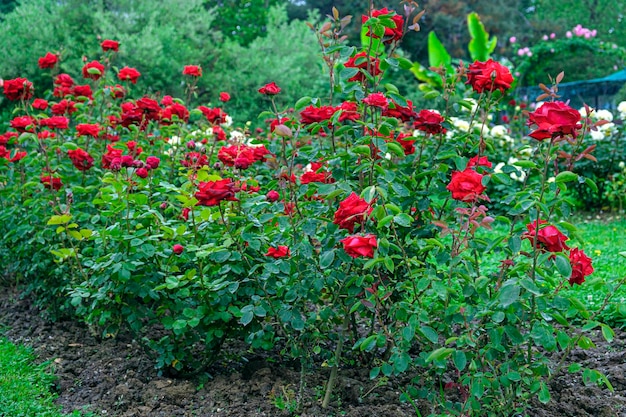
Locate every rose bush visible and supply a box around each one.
[0,4,620,416]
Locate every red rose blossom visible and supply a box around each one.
[39,116,69,130]
[182,65,202,77]
[467,155,492,169]
[362,92,389,110]
[341,234,378,258]
[219,92,231,102]
[72,85,93,100]
[414,110,446,134]
[382,99,417,122]
[265,246,291,258]
[10,116,36,132]
[195,179,238,206]
[266,190,280,202]
[362,8,404,44]
[76,123,101,138]
[334,192,373,233]
[569,248,593,286]
[466,59,514,94]
[51,99,77,115]
[32,98,49,110]
[258,82,281,95]
[38,52,59,69]
[135,167,149,178]
[145,156,160,170]
[344,51,382,83]
[172,244,184,255]
[82,61,105,80]
[527,101,582,141]
[300,105,336,125]
[40,175,63,191]
[67,148,94,171]
[118,67,141,84]
[198,106,228,124]
[523,220,570,253]
[3,78,34,101]
[101,40,120,52]
[446,168,486,202]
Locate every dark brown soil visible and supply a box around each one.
[1,285,626,417]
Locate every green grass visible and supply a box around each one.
[559,217,626,325]
[0,338,88,417]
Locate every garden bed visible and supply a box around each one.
[1,285,625,417]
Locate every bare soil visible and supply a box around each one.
[1,285,626,417]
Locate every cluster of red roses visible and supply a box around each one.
[217,144,271,170]
[522,220,593,285]
[100,141,160,178]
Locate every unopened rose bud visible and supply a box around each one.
[172,244,184,255]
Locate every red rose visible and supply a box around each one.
[38,131,55,140]
[181,152,209,169]
[82,61,105,80]
[51,99,77,115]
[414,110,446,134]
[340,234,378,258]
[527,101,582,141]
[107,84,126,99]
[76,123,101,138]
[334,192,373,233]
[300,105,336,125]
[213,125,226,141]
[396,133,416,155]
[39,116,69,130]
[265,246,291,258]
[38,52,59,69]
[135,167,149,178]
[40,175,63,191]
[195,179,238,206]
[67,148,94,171]
[362,92,389,110]
[523,220,569,253]
[118,67,141,84]
[466,59,513,94]
[101,145,123,170]
[161,103,190,124]
[101,40,120,52]
[344,51,382,83]
[382,99,417,122]
[362,8,404,44]
[446,168,486,202]
[182,65,202,77]
[198,106,228,124]
[0,132,18,145]
[258,82,281,95]
[569,248,593,286]
[72,85,93,100]
[145,156,160,170]
[3,78,34,101]
[10,116,36,132]
[0,147,27,162]
[467,155,492,169]
[266,190,280,202]
[219,92,231,102]
[32,98,49,110]
[300,162,333,184]
[337,101,361,122]
[172,244,184,255]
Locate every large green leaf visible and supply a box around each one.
[467,12,496,62]
[428,31,453,73]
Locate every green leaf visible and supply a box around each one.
[320,250,335,269]
[555,171,579,183]
[453,350,467,371]
[600,324,615,342]
[393,213,413,227]
[47,214,72,225]
[425,347,453,363]
[428,31,452,74]
[538,382,550,404]
[555,254,572,278]
[420,326,439,344]
[498,282,520,307]
[467,12,495,62]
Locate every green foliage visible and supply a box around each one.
[467,12,497,62]
[0,338,89,416]
[210,6,327,124]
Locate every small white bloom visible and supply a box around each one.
[547,176,556,183]
[222,115,233,127]
[169,135,181,146]
[490,125,508,138]
[229,130,245,141]
[595,109,613,122]
[619,161,625,169]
